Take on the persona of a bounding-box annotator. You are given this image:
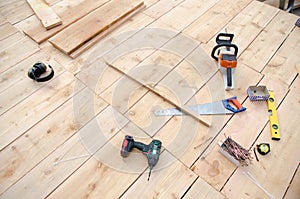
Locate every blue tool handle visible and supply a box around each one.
[222,96,246,113]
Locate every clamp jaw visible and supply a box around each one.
[211,33,238,90]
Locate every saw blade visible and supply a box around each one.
[154,101,232,116]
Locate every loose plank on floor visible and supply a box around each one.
[26,0,62,30]
[17,0,111,43]
[48,0,144,55]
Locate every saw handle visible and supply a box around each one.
[211,43,239,61]
[216,33,234,45]
[222,97,246,113]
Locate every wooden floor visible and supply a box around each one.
[0,0,300,198]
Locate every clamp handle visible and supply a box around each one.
[216,33,234,45]
[222,96,246,113]
[211,43,239,61]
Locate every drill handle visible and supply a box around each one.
[133,141,148,152]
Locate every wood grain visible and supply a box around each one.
[17,0,111,43]
[0,71,85,150]
[0,88,107,194]
[49,0,144,55]
[26,0,62,30]
[183,0,252,43]
[222,78,300,198]
[239,11,298,72]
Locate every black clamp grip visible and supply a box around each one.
[28,62,54,82]
[211,43,239,61]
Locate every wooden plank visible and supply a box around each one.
[284,164,300,199]
[47,123,149,198]
[16,0,111,43]
[100,75,149,114]
[0,71,85,150]
[154,62,262,167]
[1,105,128,198]
[239,11,298,72]
[48,0,144,55]
[262,26,300,86]
[191,71,290,190]
[222,79,300,198]
[0,0,33,24]
[155,0,220,31]
[26,0,62,30]
[106,61,211,127]
[0,22,19,41]
[0,52,65,115]
[74,12,155,66]
[0,51,48,93]
[199,0,279,57]
[45,0,61,6]
[0,36,40,74]
[69,5,146,58]
[40,42,81,75]
[0,32,24,50]
[121,152,197,198]
[182,0,252,43]
[0,15,6,25]
[1,134,90,198]
[0,88,107,194]
[143,0,184,19]
[183,177,226,198]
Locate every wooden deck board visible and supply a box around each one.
[0,0,33,24]
[26,0,62,30]
[0,0,299,198]
[0,36,40,74]
[0,71,85,150]
[239,11,298,72]
[0,52,65,115]
[48,0,144,55]
[182,0,252,43]
[17,0,111,43]
[222,78,300,199]
[0,88,107,194]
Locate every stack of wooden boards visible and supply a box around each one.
[24,0,145,57]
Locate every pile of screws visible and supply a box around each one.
[221,136,253,166]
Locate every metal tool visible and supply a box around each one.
[154,96,246,116]
[121,135,162,181]
[211,33,239,90]
[218,136,252,167]
[257,143,270,155]
[247,86,270,101]
[267,91,281,140]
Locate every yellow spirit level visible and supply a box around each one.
[267,91,280,140]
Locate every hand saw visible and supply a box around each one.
[154,96,246,116]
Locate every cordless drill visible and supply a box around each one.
[121,135,162,181]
